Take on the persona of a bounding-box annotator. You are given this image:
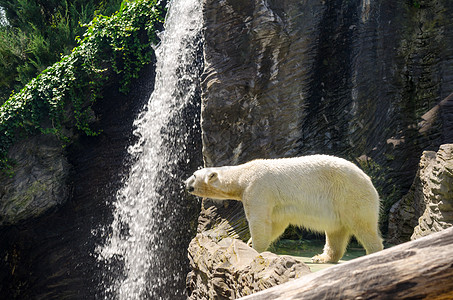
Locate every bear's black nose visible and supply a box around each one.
[187,186,194,193]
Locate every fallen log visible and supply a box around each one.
[240,226,453,300]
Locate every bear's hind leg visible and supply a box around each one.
[353,225,383,255]
[312,227,350,263]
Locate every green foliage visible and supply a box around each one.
[0,0,165,172]
[0,0,123,104]
[411,0,421,9]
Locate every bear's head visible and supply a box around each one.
[185,167,236,200]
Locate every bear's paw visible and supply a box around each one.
[311,253,334,264]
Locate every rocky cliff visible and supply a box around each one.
[188,0,453,297]
[200,0,453,226]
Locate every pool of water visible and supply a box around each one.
[270,239,366,272]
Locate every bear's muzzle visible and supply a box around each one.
[185,175,195,193]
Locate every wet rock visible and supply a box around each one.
[411,144,453,239]
[0,65,170,299]
[0,134,69,225]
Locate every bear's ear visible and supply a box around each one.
[207,171,218,183]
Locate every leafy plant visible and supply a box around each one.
[412,0,421,9]
[0,0,165,172]
[0,0,123,104]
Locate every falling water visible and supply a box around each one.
[97,0,203,298]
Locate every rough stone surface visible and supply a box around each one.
[197,199,250,242]
[411,144,453,240]
[388,144,453,243]
[201,0,453,168]
[200,0,453,228]
[189,0,453,297]
[387,150,437,244]
[0,134,69,225]
[187,231,310,300]
[197,0,453,235]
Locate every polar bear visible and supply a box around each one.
[185,155,383,263]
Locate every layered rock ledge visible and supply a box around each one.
[388,144,453,243]
[412,144,453,239]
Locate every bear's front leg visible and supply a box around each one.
[244,206,273,252]
[242,190,275,252]
[248,220,272,252]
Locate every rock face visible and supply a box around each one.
[200,0,453,223]
[187,200,310,298]
[0,135,69,225]
[386,157,430,244]
[388,144,453,243]
[187,236,310,299]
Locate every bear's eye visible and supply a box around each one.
[208,172,218,181]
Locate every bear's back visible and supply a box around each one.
[246,155,367,182]
[243,155,378,213]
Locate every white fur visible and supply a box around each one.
[185,155,383,263]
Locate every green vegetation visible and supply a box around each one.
[411,0,421,9]
[0,0,124,104]
[0,0,165,173]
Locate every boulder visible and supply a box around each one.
[0,134,69,225]
[187,229,310,299]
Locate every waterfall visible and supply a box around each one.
[96,0,203,298]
